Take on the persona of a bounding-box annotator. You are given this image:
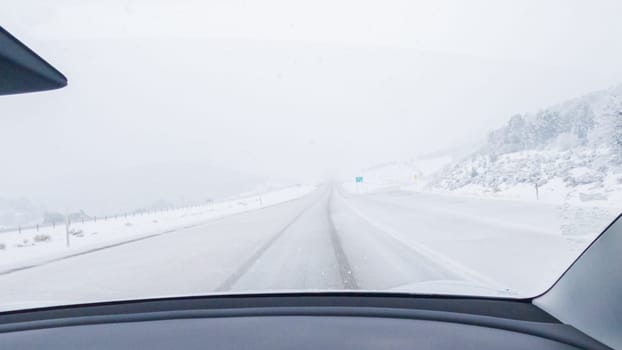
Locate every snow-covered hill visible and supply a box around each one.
[430,84,622,216]
[426,85,622,236]
[344,84,622,239]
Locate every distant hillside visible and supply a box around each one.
[0,198,43,229]
[431,84,622,205]
[483,85,622,156]
[0,162,266,228]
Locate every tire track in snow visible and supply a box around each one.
[214,192,324,292]
[327,189,358,289]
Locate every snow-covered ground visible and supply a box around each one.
[433,147,622,205]
[336,187,611,295]
[343,173,619,240]
[0,184,611,311]
[0,185,316,273]
[422,85,622,238]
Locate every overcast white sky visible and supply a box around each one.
[2,0,622,213]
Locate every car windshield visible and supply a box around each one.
[1,0,621,311]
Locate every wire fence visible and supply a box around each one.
[0,185,299,236]
[0,204,206,235]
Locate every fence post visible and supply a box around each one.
[65,217,71,247]
[18,225,21,234]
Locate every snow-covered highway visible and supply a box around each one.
[0,185,599,310]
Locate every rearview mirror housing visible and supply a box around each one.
[0,26,67,95]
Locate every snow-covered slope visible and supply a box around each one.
[431,84,622,208]
[343,156,453,193]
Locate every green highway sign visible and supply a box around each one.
[355,176,364,183]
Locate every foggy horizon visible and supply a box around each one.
[2,0,622,215]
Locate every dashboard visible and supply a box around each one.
[0,293,609,349]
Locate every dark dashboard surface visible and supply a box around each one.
[0,314,583,350]
[0,293,609,350]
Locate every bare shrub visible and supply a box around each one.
[69,228,84,237]
[34,234,52,243]
[16,239,32,248]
